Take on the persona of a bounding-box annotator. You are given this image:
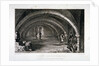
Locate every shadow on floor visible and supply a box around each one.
[31,44,45,51]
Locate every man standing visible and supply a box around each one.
[60,34,64,43]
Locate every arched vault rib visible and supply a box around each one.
[19,18,67,37]
[16,10,79,36]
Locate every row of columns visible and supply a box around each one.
[75,35,80,52]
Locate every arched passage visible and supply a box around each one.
[16,10,81,52]
[16,10,79,36]
[19,17,67,39]
[21,22,60,40]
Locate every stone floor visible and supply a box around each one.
[15,39,71,53]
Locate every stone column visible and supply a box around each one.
[64,32,67,44]
[75,35,80,52]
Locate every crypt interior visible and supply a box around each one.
[15,9,84,53]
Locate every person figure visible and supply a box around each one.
[72,37,77,52]
[15,31,20,42]
[28,41,32,51]
[18,40,26,52]
[22,41,26,51]
[60,34,64,43]
[24,41,32,51]
[67,33,74,52]
[68,37,74,52]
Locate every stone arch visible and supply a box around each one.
[16,10,79,36]
[19,18,67,38]
[21,22,60,40]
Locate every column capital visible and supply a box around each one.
[75,34,80,37]
[64,32,67,37]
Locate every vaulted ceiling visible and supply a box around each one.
[15,9,84,40]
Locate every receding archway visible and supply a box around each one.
[16,10,79,36]
[16,10,80,52]
[21,22,60,40]
[19,17,67,39]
